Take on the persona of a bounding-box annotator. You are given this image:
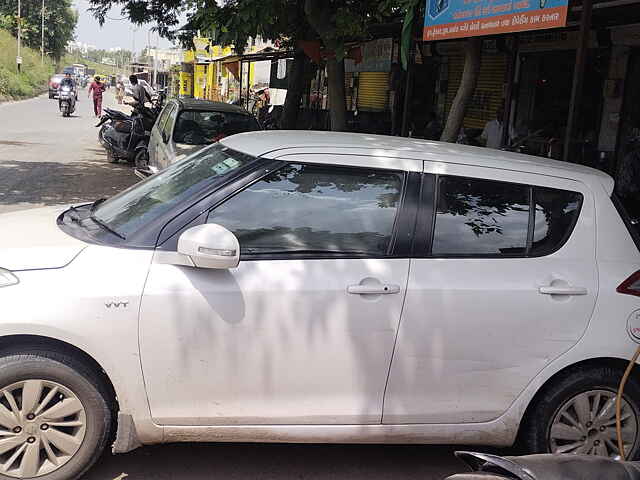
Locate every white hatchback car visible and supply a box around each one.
[1,131,639,479]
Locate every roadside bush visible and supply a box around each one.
[0,29,54,101]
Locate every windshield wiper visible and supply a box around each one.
[89,214,126,240]
[66,205,82,224]
[90,197,107,212]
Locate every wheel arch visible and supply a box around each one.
[516,356,635,448]
[0,334,119,412]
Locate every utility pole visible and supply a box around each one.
[17,0,21,72]
[41,0,45,64]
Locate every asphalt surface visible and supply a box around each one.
[0,90,138,214]
[0,92,466,479]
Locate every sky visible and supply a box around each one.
[72,0,176,51]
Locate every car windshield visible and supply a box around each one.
[174,110,260,145]
[91,144,258,240]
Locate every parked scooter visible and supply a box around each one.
[96,108,134,146]
[100,92,165,166]
[445,451,640,480]
[58,86,76,117]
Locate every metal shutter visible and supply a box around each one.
[445,52,507,129]
[357,72,390,112]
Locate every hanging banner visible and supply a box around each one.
[424,0,569,41]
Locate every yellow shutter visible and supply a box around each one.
[445,52,507,129]
[357,72,390,112]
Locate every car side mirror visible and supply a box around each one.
[177,224,240,269]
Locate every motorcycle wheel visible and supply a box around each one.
[106,149,118,164]
[98,125,108,146]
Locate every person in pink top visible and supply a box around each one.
[88,76,106,117]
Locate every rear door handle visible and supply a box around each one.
[538,286,588,296]
[347,284,400,295]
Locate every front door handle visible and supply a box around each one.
[347,284,400,295]
[539,285,588,296]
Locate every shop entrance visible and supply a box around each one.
[617,50,640,178]
[514,50,607,163]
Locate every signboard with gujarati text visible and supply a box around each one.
[424,0,569,41]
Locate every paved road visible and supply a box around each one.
[88,444,464,480]
[0,92,466,479]
[0,90,137,214]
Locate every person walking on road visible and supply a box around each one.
[88,76,106,118]
[115,80,124,104]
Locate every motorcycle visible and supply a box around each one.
[58,86,76,117]
[100,93,165,166]
[445,451,640,480]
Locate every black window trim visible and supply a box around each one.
[612,194,640,252]
[201,161,419,261]
[412,173,584,259]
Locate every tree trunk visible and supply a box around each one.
[440,37,482,143]
[280,51,307,130]
[326,56,347,131]
[304,0,347,132]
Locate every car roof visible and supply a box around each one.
[220,131,615,194]
[173,98,252,115]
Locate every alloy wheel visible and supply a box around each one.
[0,380,86,478]
[548,389,638,458]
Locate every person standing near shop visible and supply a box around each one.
[480,108,514,149]
[88,76,106,118]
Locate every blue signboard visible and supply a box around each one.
[424,0,569,41]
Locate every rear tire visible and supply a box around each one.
[0,351,112,479]
[521,365,640,459]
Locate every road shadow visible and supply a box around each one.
[0,158,138,206]
[87,443,465,480]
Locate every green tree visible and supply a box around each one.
[87,0,408,131]
[0,0,77,61]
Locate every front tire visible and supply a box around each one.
[521,365,640,459]
[0,352,112,479]
[133,148,149,169]
[98,125,107,146]
[106,150,118,164]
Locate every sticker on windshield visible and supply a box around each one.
[211,157,241,174]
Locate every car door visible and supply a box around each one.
[383,163,597,424]
[139,157,417,426]
[149,102,174,170]
[154,103,179,171]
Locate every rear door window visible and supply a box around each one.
[429,175,583,257]
[433,176,530,256]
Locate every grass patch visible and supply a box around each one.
[0,29,55,101]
